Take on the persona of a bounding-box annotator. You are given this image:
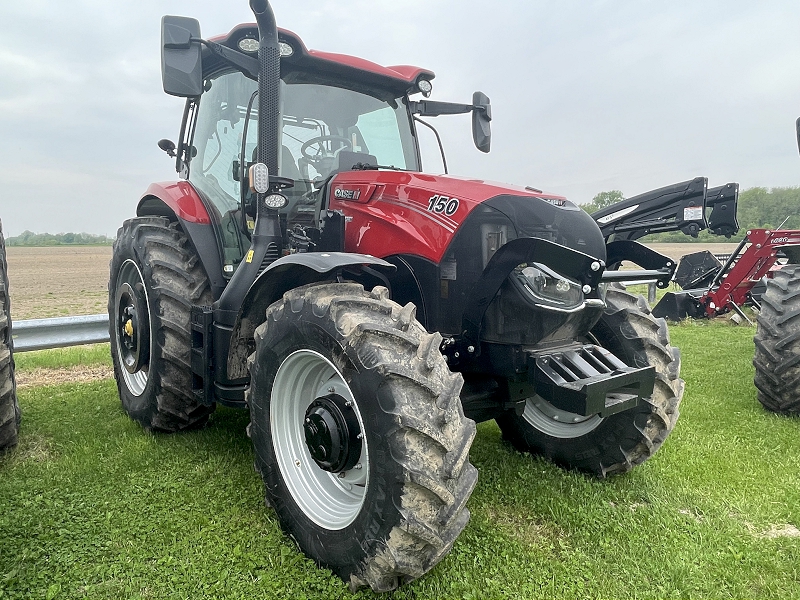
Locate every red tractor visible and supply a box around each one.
[591,172,800,417]
[109,0,683,591]
[649,224,800,415]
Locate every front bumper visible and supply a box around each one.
[529,343,655,417]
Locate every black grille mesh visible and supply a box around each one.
[258,45,280,177]
[258,242,280,274]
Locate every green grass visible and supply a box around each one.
[2,324,799,598]
[13,344,111,371]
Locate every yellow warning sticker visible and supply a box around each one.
[245,249,255,263]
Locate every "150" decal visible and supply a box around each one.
[427,195,460,216]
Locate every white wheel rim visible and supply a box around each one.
[270,349,368,530]
[522,395,604,439]
[115,259,149,397]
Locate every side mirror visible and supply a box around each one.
[796,116,800,155]
[472,91,492,153]
[161,16,203,97]
[158,138,177,158]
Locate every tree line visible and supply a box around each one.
[582,186,800,242]
[6,231,114,246]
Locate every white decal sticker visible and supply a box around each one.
[684,206,703,221]
[440,259,457,281]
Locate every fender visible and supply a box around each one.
[138,181,212,224]
[137,181,228,299]
[225,252,395,379]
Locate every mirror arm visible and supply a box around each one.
[413,117,448,175]
[198,39,260,80]
[410,99,491,121]
[409,100,472,117]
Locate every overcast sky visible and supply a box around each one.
[1,1,799,237]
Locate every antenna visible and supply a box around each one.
[777,216,791,230]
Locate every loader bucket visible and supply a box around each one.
[673,250,721,290]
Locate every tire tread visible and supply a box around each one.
[109,217,214,432]
[754,265,800,413]
[248,283,476,592]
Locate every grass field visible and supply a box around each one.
[1,320,799,599]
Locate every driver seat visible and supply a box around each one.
[281,145,302,181]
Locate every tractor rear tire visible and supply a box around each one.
[109,217,214,432]
[753,264,800,414]
[0,220,18,451]
[247,283,477,592]
[496,286,683,477]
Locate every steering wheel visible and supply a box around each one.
[300,135,352,163]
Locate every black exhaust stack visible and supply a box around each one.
[250,0,280,179]
[209,0,285,395]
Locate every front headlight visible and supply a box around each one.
[513,262,584,309]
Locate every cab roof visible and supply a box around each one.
[207,23,435,97]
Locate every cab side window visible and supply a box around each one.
[189,71,258,273]
[190,72,257,216]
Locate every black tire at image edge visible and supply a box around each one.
[0,219,19,451]
[753,264,800,414]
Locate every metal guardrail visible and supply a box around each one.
[12,314,109,352]
[7,277,666,352]
[621,281,658,304]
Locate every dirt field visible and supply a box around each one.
[2,242,741,321]
[5,246,111,320]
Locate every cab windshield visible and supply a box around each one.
[190,71,417,215]
[188,71,418,271]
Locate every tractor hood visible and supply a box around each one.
[328,170,606,264]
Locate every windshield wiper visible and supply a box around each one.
[351,163,414,172]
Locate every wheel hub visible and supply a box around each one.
[303,393,362,473]
[115,278,150,376]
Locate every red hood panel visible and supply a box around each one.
[328,171,570,264]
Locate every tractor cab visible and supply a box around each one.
[160,23,492,278]
[187,66,419,274]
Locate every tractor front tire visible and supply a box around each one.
[753,264,800,414]
[0,220,18,451]
[109,217,214,432]
[247,283,477,592]
[496,286,683,477]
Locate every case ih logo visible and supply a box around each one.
[334,188,361,200]
[540,197,567,207]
